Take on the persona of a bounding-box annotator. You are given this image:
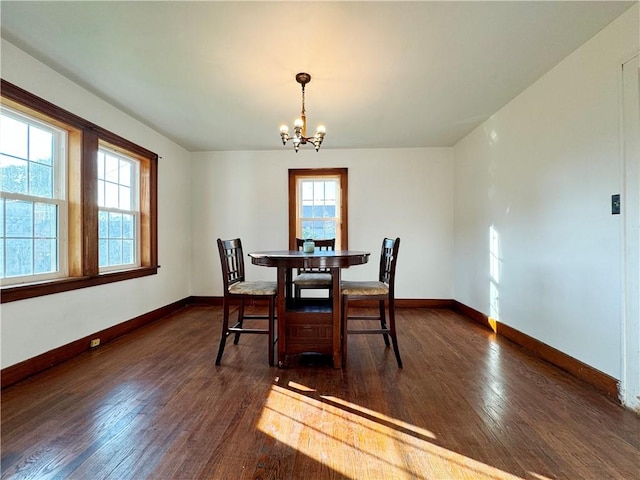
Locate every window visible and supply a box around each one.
[0,79,158,303]
[1,107,67,283]
[97,147,139,270]
[288,168,348,250]
[299,179,339,241]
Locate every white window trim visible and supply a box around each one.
[97,147,141,273]
[0,106,68,285]
[296,175,342,248]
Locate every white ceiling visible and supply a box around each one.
[0,1,635,152]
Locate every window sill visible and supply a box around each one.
[1,266,159,303]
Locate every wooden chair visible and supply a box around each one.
[341,237,402,367]
[216,238,277,366]
[293,238,336,299]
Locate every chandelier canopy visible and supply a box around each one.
[279,73,326,152]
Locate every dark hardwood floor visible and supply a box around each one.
[2,306,639,479]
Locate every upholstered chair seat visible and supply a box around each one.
[341,281,389,296]
[294,273,332,287]
[292,238,336,298]
[229,281,277,296]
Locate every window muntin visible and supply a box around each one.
[0,107,67,284]
[97,148,140,271]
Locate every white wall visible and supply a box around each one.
[0,40,193,368]
[453,5,639,379]
[190,148,454,300]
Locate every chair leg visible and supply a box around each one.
[216,297,231,365]
[388,299,402,368]
[268,296,275,366]
[342,296,348,366]
[379,299,390,346]
[233,299,245,345]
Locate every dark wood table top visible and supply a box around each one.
[249,250,370,269]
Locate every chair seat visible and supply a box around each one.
[293,272,332,286]
[341,280,389,296]
[229,280,277,295]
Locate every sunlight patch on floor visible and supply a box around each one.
[256,382,534,479]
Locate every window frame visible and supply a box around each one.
[0,79,158,303]
[288,168,348,250]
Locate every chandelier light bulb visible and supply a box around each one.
[280,125,289,133]
[316,125,326,134]
[294,118,304,128]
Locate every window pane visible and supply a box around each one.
[97,151,105,180]
[325,205,336,217]
[29,162,53,198]
[325,221,337,239]
[97,179,105,207]
[122,239,134,264]
[29,126,53,165]
[0,115,28,159]
[99,238,108,267]
[108,239,122,265]
[98,210,109,238]
[1,155,28,194]
[109,212,122,238]
[34,203,57,238]
[119,160,131,187]
[313,222,324,239]
[34,238,56,274]
[122,214,134,239]
[301,221,313,239]
[324,181,336,199]
[119,185,131,210]
[313,182,325,201]
[6,238,32,276]
[105,182,119,208]
[105,154,119,183]
[5,200,33,237]
[301,182,313,200]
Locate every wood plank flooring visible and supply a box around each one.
[2,306,639,479]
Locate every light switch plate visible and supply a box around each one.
[612,194,621,215]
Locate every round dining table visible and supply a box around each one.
[249,250,370,368]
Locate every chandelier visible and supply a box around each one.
[279,72,326,152]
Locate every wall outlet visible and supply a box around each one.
[90,338,100,348]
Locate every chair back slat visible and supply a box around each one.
[295,238,336,274]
